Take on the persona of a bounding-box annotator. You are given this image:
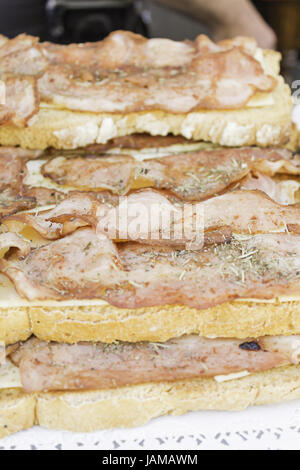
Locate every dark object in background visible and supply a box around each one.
[46,0,149,43]
[253,0,300,84]
[253,0,300,50]
[0,0,48,39]
[0,0,149,42]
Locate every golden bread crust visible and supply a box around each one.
[1,365,300,435]
[2,299,300,345]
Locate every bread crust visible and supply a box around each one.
[36,365,300,431]
[0,81,292,150]
[0,307,31,345]
[2,299,300,345]
[0,389,35,438]
[1,365,300,436]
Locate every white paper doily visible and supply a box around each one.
[1,400,300,450]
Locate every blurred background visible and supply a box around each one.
[0,0,299,83]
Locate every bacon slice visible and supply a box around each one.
[5,190,300,247]
[0,148,57,210]
[84,133,192,152]
[0,146,44,160]
[10,334,299,392]
[0,228,121,300]
[42,147,300,200]
[0,75,39,126]
[0,147,49,217]
[96,190,300,246]
[2,229,300,308]
[0,32,277,120]
[2,191,122,238]
[196,35,258,55]
[0,148,27,191]
[0,34,48,75]
[21,186,64,207]
[0,35,38,59]
[110,234,300,309]
[42,31,196,69]
[0,232,30,258]
[0,188,35,218]
[38,46,275,113]
[42,32,260,69]
[200,190,300,234]
[43,154,136,195]
[3,193,97,239]
[240,173,300,205]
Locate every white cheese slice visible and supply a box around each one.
[106,142,217,160]
[247,93,274,107]
[214,371,250,383]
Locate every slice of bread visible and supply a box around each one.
[1,365,300,437]
[0,389,35,438]
[2,296,300,345]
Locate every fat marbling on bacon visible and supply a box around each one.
[10,334,300,392]
[0,34,48,75]
[0,143,299,220]
[2,229,300,309]
[0,31,276,124]
[42,146,300,200]
[4,190,300,248]
[0,147,48,217]
[0,36,43,125]
[0,188,35,218]
[0,232,30,258]
[0,76,39,127]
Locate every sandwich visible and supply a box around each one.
[0,137,300,437]
[0,31,296,150]
[0,31,300,439]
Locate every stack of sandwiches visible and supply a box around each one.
[0,31,300,437]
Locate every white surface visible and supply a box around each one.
[1,107,300,451]
[1,401,300,450]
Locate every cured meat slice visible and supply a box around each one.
[2,229,300,309]
[10,334,300,392]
